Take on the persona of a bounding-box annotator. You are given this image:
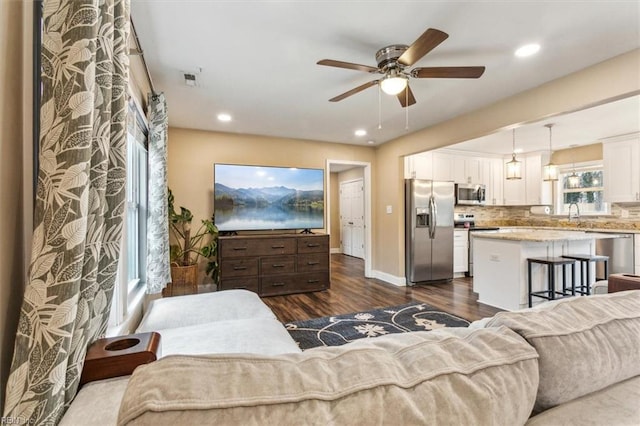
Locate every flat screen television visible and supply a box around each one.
[214,164,325,232]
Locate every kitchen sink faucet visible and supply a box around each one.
[568,202,580,222]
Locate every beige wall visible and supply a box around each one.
[0,0,31,412]
[167,128,376,272]
[375,49,640,279]
[552,142,603,165]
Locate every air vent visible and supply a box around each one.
[184,73,197,87]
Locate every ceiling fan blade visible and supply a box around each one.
[412,66,486,79]
[329,80,379,102]
[397,85,416,108]
[317,59,379,73]
[397,28,449,67]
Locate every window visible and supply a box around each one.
[556,162,607,215]
[109,99,148,329]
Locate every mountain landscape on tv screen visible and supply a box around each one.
[215,183,323,209]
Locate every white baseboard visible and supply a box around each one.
[371,269,406,287]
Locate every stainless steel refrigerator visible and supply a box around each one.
[405,179,455,285]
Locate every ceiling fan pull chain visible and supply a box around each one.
[378,83,382,130]
[405,88,409,131]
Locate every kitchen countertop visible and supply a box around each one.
[472,229,625,242]
[476,224,640,234]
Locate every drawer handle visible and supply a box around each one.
[233,247,247,251]
[271,282,285,287]
[233,266,247,271]
[306,243,320,248]
[271,245,285,249]
[307,261,320,265]
[307,279,320,284]
[272,264,285,268]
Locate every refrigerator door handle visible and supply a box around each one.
[429,196,437,239]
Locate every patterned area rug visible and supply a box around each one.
[285,302,470,350]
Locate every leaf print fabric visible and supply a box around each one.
[145,93,171,294]
[3,0,130,423]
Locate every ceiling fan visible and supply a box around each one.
[318,28,485,108]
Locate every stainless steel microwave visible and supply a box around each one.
[455,183,486,205]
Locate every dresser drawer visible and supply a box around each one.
[297,253,328,272]
[220,258,259,278]
[218,277,259,293]
[252,238,296,256]
[220,239,255,258]
[260,256,296,275]
[297,236,329,254]
[260,272,329,296]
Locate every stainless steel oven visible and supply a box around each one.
[455,183,486,206]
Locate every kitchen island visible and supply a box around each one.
[473,229,619,311]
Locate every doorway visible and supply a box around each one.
[326,160,372,278]
[339,179,365,259]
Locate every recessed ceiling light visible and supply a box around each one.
[367,140,375,145]
[217,113,232,122]
[515,43,540,58]
[354,129,367,137]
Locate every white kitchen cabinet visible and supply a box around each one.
[404,152,433,180]
[525,154,543,205]
[603,138,640,203]
[503,156,526,205]
[453,229,469,274]
[464,158,483,184]
[432,152,455,181]
[484,158,504,205]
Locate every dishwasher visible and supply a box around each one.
[590,232,635,277]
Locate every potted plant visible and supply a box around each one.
[168,189,219,294]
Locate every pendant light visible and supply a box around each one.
[505,129,522,180]
[542,123,558,181]
[567,162,580,188]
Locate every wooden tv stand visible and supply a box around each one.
[218,233,330,296]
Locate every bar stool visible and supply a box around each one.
[561,254,609,296]
[527,257,576,308]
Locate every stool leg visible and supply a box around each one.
[528,261,533,308]
[548,264,555,300]
[562,264,568,295]
[603,259,608,281]
[586,260,591,295]
[571,262,576,296]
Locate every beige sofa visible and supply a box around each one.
[63,290,640,425]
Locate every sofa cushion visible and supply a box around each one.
[136,290,276,333]
[117,327,539,426]
[158,318,301,357]
[525,375,640,426]
[486,290,640,413]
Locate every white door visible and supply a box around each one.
[340,179,365,259]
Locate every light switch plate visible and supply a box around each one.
[386,205,392,214]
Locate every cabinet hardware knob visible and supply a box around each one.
[271,245,285,249]
[272,282,285,287]
[307,261,320,265]
[307,243,320,247]
[233,247,247,251]
[307,279,320,284]
[272,264,284,268]
[233,266,247,271]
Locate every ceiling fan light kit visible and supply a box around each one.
[317,27,485,108]
[380,73,408,95]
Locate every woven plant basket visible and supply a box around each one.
[164,264,198,297]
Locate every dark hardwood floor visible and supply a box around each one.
[259,254,502,323]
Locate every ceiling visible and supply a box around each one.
[130,1,640,148]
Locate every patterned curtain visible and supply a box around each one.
[145,93,171,294]
[3,0,130,423]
